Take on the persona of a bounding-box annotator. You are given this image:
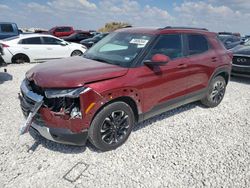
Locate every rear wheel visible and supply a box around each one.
[201,76,226,107]
[12,54,30,64]
[71,50,83,56]
[88,102,135,151]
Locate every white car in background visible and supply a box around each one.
[0,34,87,63]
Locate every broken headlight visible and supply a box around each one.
[45,87,90,99]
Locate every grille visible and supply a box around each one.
[20,82,46,125]
[233,56,250,66]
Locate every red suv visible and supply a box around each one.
[48,26,74,37]
[19,27,232,151]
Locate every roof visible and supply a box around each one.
[116,27,214,36]
[18,33,56,38]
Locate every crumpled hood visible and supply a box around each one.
[231,45,250,55]
[26,56,128,88]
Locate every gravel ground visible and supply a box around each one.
[0,63,250,188]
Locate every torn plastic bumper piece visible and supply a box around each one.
[31,122,88,146]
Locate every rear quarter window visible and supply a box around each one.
[187,34,209,55]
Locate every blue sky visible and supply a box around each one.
[0,0,249,34]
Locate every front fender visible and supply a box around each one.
[81,87,143,130]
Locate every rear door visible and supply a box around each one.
[41,36,70,59]
[19,37,43,60]
[184,34,216,93]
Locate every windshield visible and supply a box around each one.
[84,32,152,67]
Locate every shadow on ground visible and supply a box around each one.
[29,128,88,154]
[28,102,199,154]
[231,76,250,85]
[0,71,13,84]
[134,102,198,132]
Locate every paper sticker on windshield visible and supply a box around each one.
[130,39,149,47]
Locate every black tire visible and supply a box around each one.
[201,76,226,108]
[12,54,30,64]
[88,102,135,151]
[71,50,83,56]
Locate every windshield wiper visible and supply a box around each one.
[83,55,121,66]
[91,58,110,64]
[92,58,121,66]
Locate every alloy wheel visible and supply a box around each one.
[210,80,225,104]
[100,110,130,145]
[71,50,83,56]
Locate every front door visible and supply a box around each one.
[134,34,190,112]
[41,36,70,59]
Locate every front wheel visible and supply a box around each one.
[201,76,226,108]
[88,102,135,151]
[71,50,83,56]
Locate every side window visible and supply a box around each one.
[146,34,183,60]
[42,37,62,45]
[0,24,14,33]
[20,37,42,45]
[55,27,63,32]
[63,27,71,32]
[187,34,209,55]
[78,33,90,38]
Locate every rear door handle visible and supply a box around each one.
[177,64,188,69]
[22,47,29,50]
[47,48,53,50]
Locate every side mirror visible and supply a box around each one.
[240,41,245,45]
[60,41,68,46]
[144,54,170,66]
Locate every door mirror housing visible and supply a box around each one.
[60,41,68,46]
[144,54,170,66]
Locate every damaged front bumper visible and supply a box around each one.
[19,80,89,146]
[30,123,88,146]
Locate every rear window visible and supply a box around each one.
[0,24,14,33]
[187,34,209,55]
[20,37,42,44]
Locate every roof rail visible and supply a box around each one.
[160,26,208,31]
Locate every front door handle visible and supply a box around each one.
[177,64,188,69]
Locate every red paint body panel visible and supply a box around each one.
[25,27,232,133]
[26,56,128,88]
[48,26,75,38]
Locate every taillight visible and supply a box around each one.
[1,43,9,48]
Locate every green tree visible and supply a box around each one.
[98,22,132,32]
